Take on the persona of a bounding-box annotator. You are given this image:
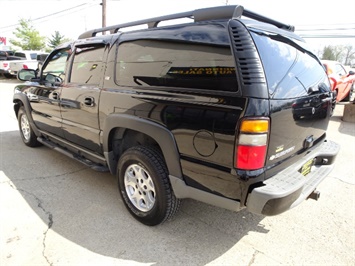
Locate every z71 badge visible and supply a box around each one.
[269,146,295,161]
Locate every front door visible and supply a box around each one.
[30,46,72,138]
[60,43,106,153]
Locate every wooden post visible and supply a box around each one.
[102,0,106,34]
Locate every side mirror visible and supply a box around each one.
[17,69,37,81]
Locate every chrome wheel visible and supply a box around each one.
[118,146,180,225]
[124,164,155,212]
[20,113,31,141]
[17,107,41,147]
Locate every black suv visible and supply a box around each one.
[13,5,339,226]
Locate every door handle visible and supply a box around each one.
[84,97,95,107]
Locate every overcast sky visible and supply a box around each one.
[0,0,354,53]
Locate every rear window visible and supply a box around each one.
[115,40,238,92]
[334,64,346,76]
[252,33,329,98]
[30,53,37,60]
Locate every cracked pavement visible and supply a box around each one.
[1,79,354,265]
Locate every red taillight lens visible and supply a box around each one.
[23,64,28,69]
[236,145,267,169]
[3,63,8,67]
[235,118,269,170]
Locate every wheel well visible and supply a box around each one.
[110,128,163,164]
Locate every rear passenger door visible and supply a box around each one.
[60,42,107,153]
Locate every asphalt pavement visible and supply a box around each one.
[1,77,354,266]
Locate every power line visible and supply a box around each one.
[297,28,355,31]
[300,35,355,39]
[0,3,94,30]
[296,22,355,27]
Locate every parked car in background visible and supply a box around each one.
[0,50,47,78]
[11,53,48,77]
[322,60,355,102]
[0,50,15,60]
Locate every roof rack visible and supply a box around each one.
[78,5,295,39]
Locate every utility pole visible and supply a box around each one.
[101,0,106,33]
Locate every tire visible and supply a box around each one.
[4,73,13,79]
[18,107,41,147]
[117,146,180,226]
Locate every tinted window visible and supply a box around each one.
[251,33,297,95]
[252,33,329,98]
[69,46,105,85]
[14,52,26,58]
[116,40,238,91]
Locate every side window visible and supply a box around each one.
[30,53,38,60]
[15,52,26,59]
[335,64,346,76]
[115,40,238,92]
[69,45,105,85]
[42,47,71,83]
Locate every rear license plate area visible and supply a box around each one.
[299,158,315,176]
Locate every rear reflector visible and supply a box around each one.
[235,118,269,170]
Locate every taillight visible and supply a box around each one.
[235,118,269,170]
[3,63,8,67]
[23,64,28,69]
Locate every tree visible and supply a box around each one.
[10,18,45,50]
[47,31,71,51]
[321,45,344,62]
[321,46,336,61]
[321,45,355,65]
[343,45,355,66]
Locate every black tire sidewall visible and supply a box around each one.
[117,147,169,226]
[18,107,39,147]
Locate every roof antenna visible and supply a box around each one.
[232,5,244,19]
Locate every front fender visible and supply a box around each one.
[13,88,41,137]
[102,114,183,179]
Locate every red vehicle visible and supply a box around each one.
[322,60,355,102]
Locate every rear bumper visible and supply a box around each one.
[246,139,340,216]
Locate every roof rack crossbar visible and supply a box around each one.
[243,9,295,32]
[193,5,294,31]
[79,10,194,39]
[78,5,294,39]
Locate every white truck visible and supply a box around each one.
[0,50,47,78]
